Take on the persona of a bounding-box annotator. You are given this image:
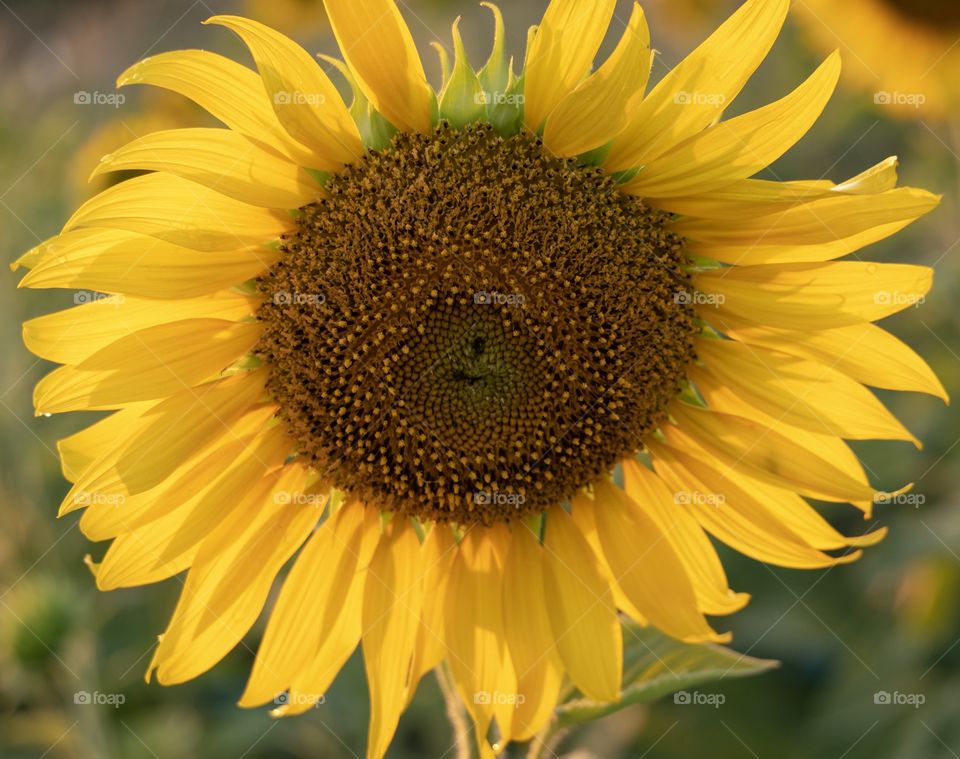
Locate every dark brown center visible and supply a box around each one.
[882,0,960,28]
[254,124,696,524]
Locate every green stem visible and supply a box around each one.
[435,664,473,759]
[525,720,569,759]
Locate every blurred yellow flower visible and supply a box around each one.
[14,1,945,757]
[794,0,960,119]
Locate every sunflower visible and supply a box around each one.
[793,0,960,119]
[15,0,944,756]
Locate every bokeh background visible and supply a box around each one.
[1,0,959,756]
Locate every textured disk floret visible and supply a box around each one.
[255,124,697,523]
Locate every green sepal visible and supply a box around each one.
[477,2,508,95]
[438,18,486,128]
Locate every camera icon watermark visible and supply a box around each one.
[873,492,926,508]
[674,290,725,307]
[473,291,525,306]
[474,91,525,107]
[273,291,326,306]
[873,290,924,308]
[274,490,326,507]
[473,491,526,508]
[673,690,725,708]
[874,690,925,708]
[674,490,726,507]
[72,491,126,508]
[474,690,526,708]
[74,290,124,306]
[273,691,325,708]
[74,90,125,109]
[874,91,926,109]
[75,690,126,708]
[274,90,327,106]
[673,91,726,107]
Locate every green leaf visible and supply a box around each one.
[555,624,779,726]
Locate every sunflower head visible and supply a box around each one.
[255,122,697,523]
[15,1,944,757]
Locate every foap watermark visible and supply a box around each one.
[75,690,125,708]
[874,492,926,508]
[274,692,325,709]
[74,290,124,306]
[674,690,725,708]
[874,690,925,709]
[474,491,526,508]
[674,490,726,507]
[474,691,526,708]
[274,291,326,306]
[274,491,326,507]
[72,491,125,508]
[474,291,525,306]
[74,90,125,108]
[874,290,924,308]
[674,290,725,307]
[274,90,327,106]
[674,91,726,107]
[474,91,525,107]
[874,91,926,110]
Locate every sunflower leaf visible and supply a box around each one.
[555,624,778,726]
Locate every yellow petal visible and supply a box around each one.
[648,440,863,569]
[78,406,277,541]
[668,402,877,503]
[693,338,919,445]
[606,0,789,171]
[203,16,362,165]
[722,321,947,401]
[696,261,933,330]
[836,156,900,194]
[444,527,515,747]
[23,289,256,365]
[116,49,322,168]
[279,506,382,717]
[57,402,154,482]
[676,187,941,265]
[623,52,840,199]
[502,525,564,742]
[542,3,650,157]
[711,470,885,552]
[591,480,726,643]
[542,506,621,702]
[92,128,323,209]
[620,459,748,616]
[653,157,900,220]
[322,0,434,133]
[362,520,425,759]
[63,173,293,251]
[239,504,371,707]
[677,381,878,514]
[523,0,616,132]
[34,319,261,414]
[62,371,269,510]
[18,230,276,301]
[150,465,319,684]
[95,425,291,591]
[407,525,457,695]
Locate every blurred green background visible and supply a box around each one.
[1,0,959,756]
